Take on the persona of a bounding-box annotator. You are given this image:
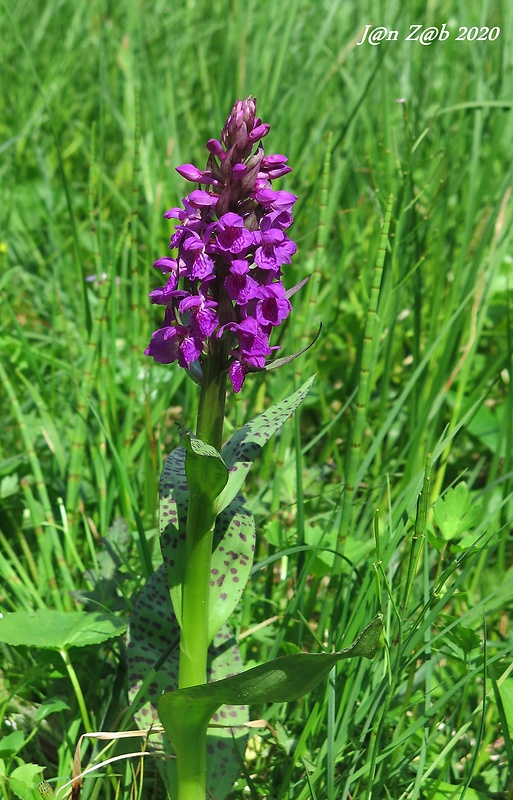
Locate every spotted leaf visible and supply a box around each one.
[215,375,316,514]
[127,565,248,799]
[159,447,189,627]
[158,445,256,642]
[208,491,256,641]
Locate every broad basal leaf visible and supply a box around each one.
[0,610,127,650]
[127,566,248,800]
[159,380,315,633]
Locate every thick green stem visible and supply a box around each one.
[174,719,209,800]
[195,345,227,451]
[176,345,227,799]
[179,496,216,689]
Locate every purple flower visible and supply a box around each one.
[180,232,215,280]
[153,257,177,274]
[260,154,292,180]
[229,353,267,393]
[149,272,179,305]
[144,325,203,369]
[221,316,276,361]
[215,213,254,254]
[253,227,297,272]
[207,139,225,159]
[179,291,219,338]
[175,164,221,189]
[145,97,303,392]
[254,189,298,213]
[225,260,260,305]
[255,283,292,327]
[260,209,294,232]
[165,198,203,248]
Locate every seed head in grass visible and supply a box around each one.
[145,97,304,392]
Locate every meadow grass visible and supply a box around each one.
[1,0,513,798]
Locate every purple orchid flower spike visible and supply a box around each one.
[145,97,306,392]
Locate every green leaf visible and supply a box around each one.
[426,781,489,800]
[183,434,228,517]
[159,447,256,640]
[159,616,382,743]
[0,610,127,650]
[497,678,513,739]
[208,492,256,641]
[450,624,482,654]
[159,447,189,627]
[0,730,25,757]
[159,380,315,633]
[127,566,180,737]
[34,698,70,722]
[9,763,45,799]
[215,375,316,514]
[1,473,19,499]
[433,482,482,541]
[127,566,248,800]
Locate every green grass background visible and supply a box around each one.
[1,0,513,798]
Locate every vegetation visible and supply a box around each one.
[1,1,512,798]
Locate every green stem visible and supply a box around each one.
[178,496,216,689]
[195,345,227,450]
[60,648,93,732]
[177,344,227,800]
[174,719,209,800]
[336,195,394,553]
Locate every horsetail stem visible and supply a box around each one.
[337,195,394,549]
[122,87,142,452]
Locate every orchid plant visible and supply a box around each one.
[127,98,381,800]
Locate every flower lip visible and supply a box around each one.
[215,213,255,254]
